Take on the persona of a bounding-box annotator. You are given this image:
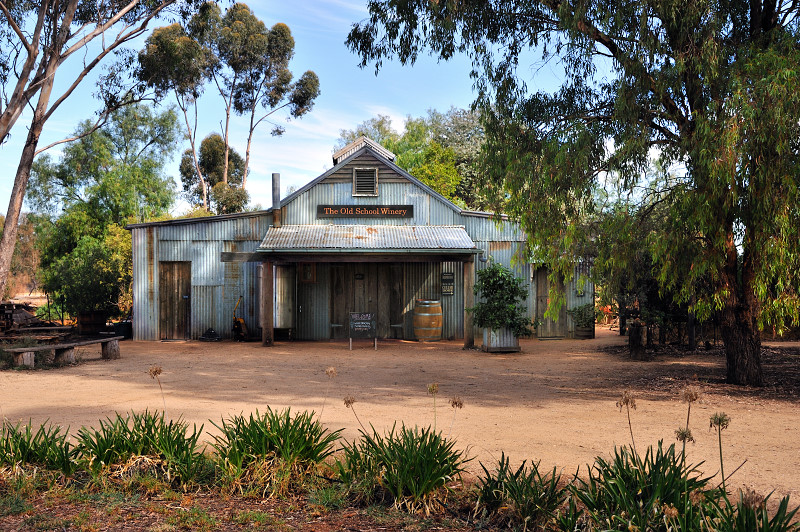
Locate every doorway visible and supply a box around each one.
[535,267,567,338]
[159,261,191,340]
[330,263,404,339]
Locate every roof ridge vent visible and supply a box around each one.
[332,136,396,165]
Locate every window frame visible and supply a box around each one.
[352,167,379,196]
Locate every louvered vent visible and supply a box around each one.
[353,168,378,196]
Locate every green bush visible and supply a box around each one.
[0,421,77,475]
[475,453,568,529]
[468,262,532,338]
[210,408,341,495]
[75,411,206,487]
[575,441,719,531]
[566,302,596,328]
[337,424,468,514]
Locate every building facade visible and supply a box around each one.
[127,138,593,343]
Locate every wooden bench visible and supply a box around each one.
[4,336,124,368]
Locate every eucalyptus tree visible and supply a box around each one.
[28,104,180,316]
[347,0,800,385]
[178,133,248,214]
[141,2,320,211]
[138,22,215,208]
[0,0,198,304]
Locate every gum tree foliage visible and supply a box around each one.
[28,104,179,316]
[337,108,485,208]
[137,22,215,208]
[347,0,800,385]
[139,2,320,212]
[179,133,248,214]
[0,0,199,309]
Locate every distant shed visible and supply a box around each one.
[127,137,594,343]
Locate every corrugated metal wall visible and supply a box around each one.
[283,182,459,226]
[131,213,272,341]
[131,151,591,342]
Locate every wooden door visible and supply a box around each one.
[330,263,404,339]
[377,263,404,338]
[159,261,191,340]
[535,267,567,338]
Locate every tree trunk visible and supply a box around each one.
[618,296,626,335]
[0,76,54,297]
[687,310,696,350]
[721,311,762,386]
[629,322,645,360]
[719,234,763,386]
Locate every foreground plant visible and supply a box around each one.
[75,411,206,487]
[427,383,439,431]
[616,390,637,455]
[676,386,700,463]
[447,396,463,439]
[0,421,76,475]
[211,408,341,496]
[319,366,337,419]
[336,424,468,514]
[575,441,719,531]
[475,453,568,529]
[710,411,731,492]
[149,365,166,417]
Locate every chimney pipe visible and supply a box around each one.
[272,172,281,228]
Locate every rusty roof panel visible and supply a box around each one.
[258,225,476,251]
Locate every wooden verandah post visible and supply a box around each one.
[463,258,475,348]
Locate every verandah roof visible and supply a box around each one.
[257,225,476,253]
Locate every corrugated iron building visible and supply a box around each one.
[127,137,594,343]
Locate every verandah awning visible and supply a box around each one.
[242,225,479,263]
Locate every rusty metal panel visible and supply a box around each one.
[565,262,594,337]
[131,226,160,340]
[461,212,525,242]
[192,241,223,286]
[190,285,223,339]
[275,265,296,329]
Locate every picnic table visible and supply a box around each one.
[4,336,124,368]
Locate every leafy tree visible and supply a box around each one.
[347,0,800,385]
[337,110,481,206]
[337,114,398,148]
[141,1,320,210]
[28,104,179,316]
[28,105,178,224]
[138,22,216,209]
[179,133,249,214]
[0,0,198,306]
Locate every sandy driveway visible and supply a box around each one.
[1,329,798,501]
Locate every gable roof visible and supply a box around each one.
[281,144,462,214]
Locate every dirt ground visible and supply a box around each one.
[1,329,798,502]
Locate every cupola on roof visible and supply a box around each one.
[332,136,396,165]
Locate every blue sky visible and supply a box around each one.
[1,1,496,214]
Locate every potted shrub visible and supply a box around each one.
[567,302,596,339]
[469,262,532,352]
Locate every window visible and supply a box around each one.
[353,168,378,196]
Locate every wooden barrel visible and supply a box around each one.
[413,300,442,341]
